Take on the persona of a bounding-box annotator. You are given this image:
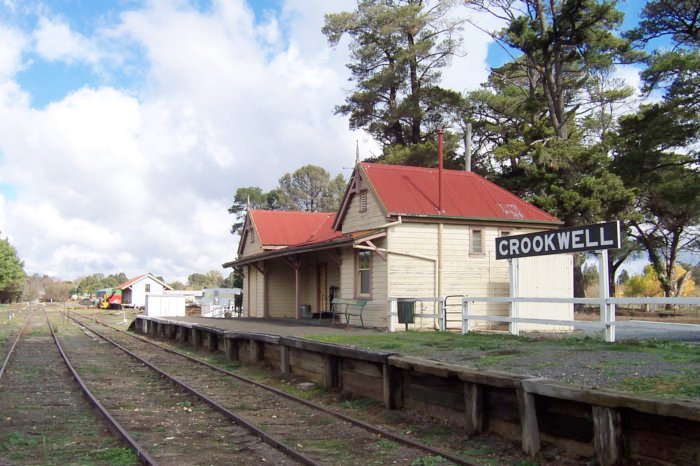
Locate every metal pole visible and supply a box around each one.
[388,299,396,332]
[598,250,614,342]
[462,299,470,335]
[465,122,472,172]
[509,258,520,336]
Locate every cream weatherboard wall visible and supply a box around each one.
[340,239,388,328]
[244,265,265,318]
[382,222,570,331]
[266,261,296,318]
[240,230,263,257]
[341,186,388,234]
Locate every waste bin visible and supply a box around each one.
[397,299,415,330]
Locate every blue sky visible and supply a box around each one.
[0,0,658,281]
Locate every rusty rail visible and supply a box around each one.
[45,310,158,465]
[72,312,477,466]
[64,312,319,466]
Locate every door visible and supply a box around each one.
[317,263,328,312]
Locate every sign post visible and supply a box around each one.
[497,221,621,341]
[509,258,519,336]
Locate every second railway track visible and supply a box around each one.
[66,311,473,465]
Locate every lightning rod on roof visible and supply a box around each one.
[355,140,360,165]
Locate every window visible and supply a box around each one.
[500,230,511,237]
[145,284,151,293]
[357,250,371,296]
[359,190,368,213]
[471,229,483,254]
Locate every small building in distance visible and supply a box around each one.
[117,273,172,309]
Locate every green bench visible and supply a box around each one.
[330,298,368,328]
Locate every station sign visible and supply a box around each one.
[495,221,620,260]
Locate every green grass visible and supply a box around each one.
[93,447,139,465]
[309,331,700,364]
[339,397,379,410]
[376,439,398,450]
[0,431,39,450]
[410,455,449,466]
[617,370,700,399]
[302,438,346,451]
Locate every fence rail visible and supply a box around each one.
[387,296,700,342]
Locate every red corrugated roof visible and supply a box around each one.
[360,163,560,223]
[117,274,146,290]
[250,210,342,246]
[116,273,171,290]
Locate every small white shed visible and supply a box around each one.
[144,294,185,317]
[118,273,173,309]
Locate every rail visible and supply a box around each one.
[71,312,478,466]
[64,312,319,466]
[45,310,158,465]
[0,318,28,381]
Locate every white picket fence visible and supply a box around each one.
[388,296,700,342]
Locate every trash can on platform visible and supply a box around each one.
[397,299,415,330]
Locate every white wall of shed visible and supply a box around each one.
[144,295,185,317]
[130,277,167,308]
[515,254,574,331]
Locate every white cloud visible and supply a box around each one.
[0,0,496,282]
[0,24,27,79]
[441,5,506,93]
[33,16,102,64]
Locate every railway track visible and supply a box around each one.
[0,311,135,465]
[66,311,476,465]
[50,310,308,465]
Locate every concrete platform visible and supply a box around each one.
[148,316,383,338]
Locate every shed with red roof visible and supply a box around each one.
[225,162,572,330]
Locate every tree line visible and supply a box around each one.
[228,0,698,299]
[17,269,241,303]
[229,164,347,235]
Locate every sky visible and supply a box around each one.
[0,0,649,283]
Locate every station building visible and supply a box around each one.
[224,162,573,331]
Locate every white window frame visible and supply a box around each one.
[356,250,372,298]
[470,228,485,256]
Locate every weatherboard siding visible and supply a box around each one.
[243,265,264,318]
[267,261,296,318]
[341,188,387,234]
[442,226,510,330]
[338,243,388,328]
[384,223,570,331]
[516,254,574,332]
[240,230,264,257]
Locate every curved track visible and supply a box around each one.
[68,311,476,465]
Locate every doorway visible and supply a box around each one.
[317,263,328,312]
